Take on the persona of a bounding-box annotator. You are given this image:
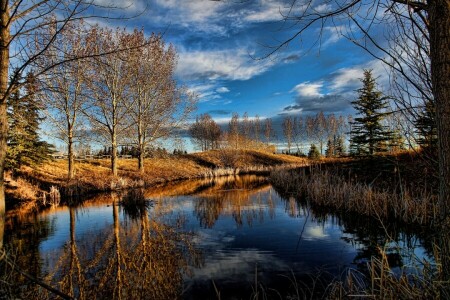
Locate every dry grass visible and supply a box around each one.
[327,246,447,299]
[5,150,307,207]
[270,168,437,225]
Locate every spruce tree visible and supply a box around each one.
[349,70,392,156]
[7,71,54,171]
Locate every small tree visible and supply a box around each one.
[350,70,392,156]
[308,144,321,160]
[282,116,294,153]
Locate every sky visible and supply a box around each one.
[93,0,389,126]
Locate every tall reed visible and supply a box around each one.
[270,168,437,225]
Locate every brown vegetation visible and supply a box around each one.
[5,149,307,210]
[270,152,438,226]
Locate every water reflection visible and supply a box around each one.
[1,175,434,299]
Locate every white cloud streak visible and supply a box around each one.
[177,48,275,81]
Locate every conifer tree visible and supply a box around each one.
[415,100,437,151]
[6,72,53,171]
[349,70,392,156]
[308,144,321,160]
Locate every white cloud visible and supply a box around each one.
[188,83,217,102]
[216,87,230,93]
[329,60,388,93]
[243,1,284,22]
[322,26,345,46]
[330,67,362,91]
[314,4,332,13]
[177,48,275,81]
[292,81,324,98]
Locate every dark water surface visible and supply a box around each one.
[3,175,432,299]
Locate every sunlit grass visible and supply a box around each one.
[6,150,307,207]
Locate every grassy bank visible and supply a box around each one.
[269,152,449,299]
[270,152,438,226]
[5,149,307,211]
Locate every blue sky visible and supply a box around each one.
[93,0,389,126]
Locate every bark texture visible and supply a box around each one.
[0,1,9,231]
[429,0,450,289]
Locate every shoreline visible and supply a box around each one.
[5,149,308,214]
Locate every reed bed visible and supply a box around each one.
[270,168,437,226]
[327,246,447,299]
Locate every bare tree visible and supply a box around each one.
[228,112,240,149]
[127,32,196,172]
[282,116,294,153]
[253,114,261,143]
[189,114,221,151]
[240,112,251,148]
[84,26,143,176]
[37,19,90,180]
[264,118,273,146]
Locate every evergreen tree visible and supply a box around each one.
[335,136,346,157]
[349,70,392,156]
[325,135,346,157]
[325,139,334,157]
[415,100,437,151]
[308,144,321,160]
[6,71,54,171]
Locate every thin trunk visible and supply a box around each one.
[138,144,144,173]
[111,135,118,176]
[68,136,74,180]
[0,2,9,230]
[430,0,450,288]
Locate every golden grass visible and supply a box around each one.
[6,150,307,207]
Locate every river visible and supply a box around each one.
[2,175,433,299]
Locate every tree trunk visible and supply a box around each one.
[430,0,450,222]
[429,0,450,289]
[0,2,9,236]
[138,144,144,173]
[68,137,74,180]
[111,137,118,177]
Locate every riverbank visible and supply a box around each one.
[270,151,438,226]
[5,149,307,212]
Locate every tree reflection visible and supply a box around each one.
[192,176,273,228]
[7,192,201,299]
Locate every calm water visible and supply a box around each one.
[3,175,432,299]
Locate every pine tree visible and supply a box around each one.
[415,100,437,151]
[349,70,392,156]
[6,71,54,171]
